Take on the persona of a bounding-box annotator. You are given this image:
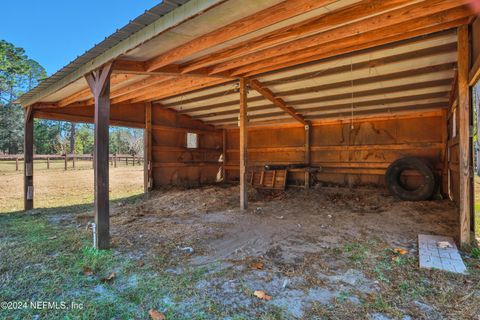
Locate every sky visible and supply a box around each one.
[0,0,160,76]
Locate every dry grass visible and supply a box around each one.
[0,160,143,213]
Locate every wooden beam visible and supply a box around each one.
[208,0,468,75]
[238,12,470,77]
[144,0,337,72]
[239,78,248,210]
[24,106,33,211]
[222,128,227,182]
[469,53,480,85]
[182,0,415,74]
[86,63,113,250]
[113,59,232,79]
[457,25,472,246]
[189,78,453,119]
[249,79,306,125]
[144,102,153,192]
[173,62,455,113]
[304,123,311,189]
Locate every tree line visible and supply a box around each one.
[0,40,143,156]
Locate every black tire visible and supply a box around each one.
[385,157,436,201]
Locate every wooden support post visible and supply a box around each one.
[64,154,68,170]
[114,155,117,168]
[305,122,311,189]
[457,25,472,246]
[24,107,33,211]
[133,154,135,166]
[144,102,153,192]
[239,78,248,210]
[47,157,50,169]
[72,154,75,168]
[86,63,113,250]
[222,129,227,182]
[15,157,19,171]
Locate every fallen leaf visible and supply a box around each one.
[101,272,116,282]
[393,248,408,255]
[437,241,453,249]
[254,290,272,301]
[82,266,94,276]
[148,309,166,320]
[250,261,264,270]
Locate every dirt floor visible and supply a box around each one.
[37,184,479,319]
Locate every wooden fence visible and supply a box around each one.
[0,154,143,171]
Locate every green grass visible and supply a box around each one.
[0,203,219,319]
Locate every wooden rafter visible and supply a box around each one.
[239,15,469,77]
[113,60,232,79]
[144,0,338,72]
[249,79,307,125]
[189,79,452,120]
[207,0,467,75]
[181,0,415,74]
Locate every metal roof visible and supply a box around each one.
[17,0,189,105]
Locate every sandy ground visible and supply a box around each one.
[0,162,143,213]
[65,184,467,319]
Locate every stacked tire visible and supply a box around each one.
[385,157,437,201]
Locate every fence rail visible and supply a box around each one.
[0,154,143,171]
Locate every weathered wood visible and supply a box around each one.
[145,0,337,72]
[24,106,33,211]
[305,123,311,189]
[144,102,153,192]
[64,154,68,170]
[470,53,480,85]
[457,25,472,246]
[222,128,227,182]
[86,63,113,250]
[239,78,248,210]
[249,79,306,125]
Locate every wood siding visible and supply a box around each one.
[225,112,446,187]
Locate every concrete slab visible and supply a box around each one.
[418,234,467,274]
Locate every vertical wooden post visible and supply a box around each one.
[239,78,248,210]
[133,154,135,166]
[114,154,117,168]
[86,63,113,250]
[64,154,68,170]
[457,25,472,246]
[24,106,34,211]
[144,102,153,193]
[15,157,19,171]
[222,129,227,182]
[72,154,75,168]
[47,157,50,169]
[305,122,311,189]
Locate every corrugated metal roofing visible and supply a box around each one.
[18,0,188,104]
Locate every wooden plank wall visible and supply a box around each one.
[151,107,223,187]
[447,101,460,202]
[225,111,446,188]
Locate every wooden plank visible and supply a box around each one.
[24,106,33,211]
[240,14,469,77]
[222,128,227,182]
[239,78,248,210]
[249,79,306,125]
[144,0,337,72]
[183,0,415,73]
[469,53,480,85]
[457,25,471,246]
[305,123,311,189]
[86,63,113,250]
[209,0,468,75]
[144,102,153,192]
